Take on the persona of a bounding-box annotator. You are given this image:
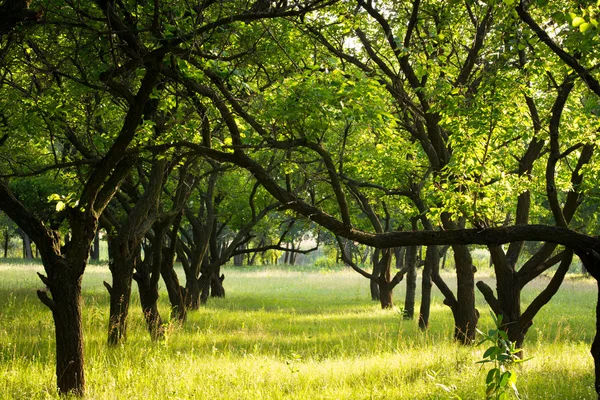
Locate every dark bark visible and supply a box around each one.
[0,0,42,36]
[42,267,86,396]
[452,243,478,344]
[50,276,85,395]
[185,277,201,310]
[91,230,100,261]
[210,266,225,298]
[418,245,437,330]
[160,261,186,322]
[199,270,211,305]
[22,230,32,258]
[3,226,8,257]
[376,248,398,309]
[160,237,186,322]
[370,248,381,301]
[134,268,164,341]
[595,280,600,399]
[105,245,135,346]
[442,214,479,344]
[378,281,394,309]
[102,158,167,344]
[403,244,418,319]
[134,219,169,341]
[574,249,600,398]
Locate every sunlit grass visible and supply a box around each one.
[0,260,596,399]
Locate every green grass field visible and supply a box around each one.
[0,261,596,399]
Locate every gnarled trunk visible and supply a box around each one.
[210,270,225,298]
[378,281,394,309]
[134,271,164,341]
[161,261,186,322]
[185,276,202,309]
[105,238,135,346]
[43,266,86,395]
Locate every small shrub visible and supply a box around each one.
[477,312,529,400]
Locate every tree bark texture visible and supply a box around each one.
[403,244,418,319]
[41,269,86,396]
[452,243,478,344]
[134,271,164,341]
[370,248,381,301]
[105,240,135,346]
[160,256,187,322]
[418,245,437,330]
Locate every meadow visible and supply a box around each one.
[0,260,596,399]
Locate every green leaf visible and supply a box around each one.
[56,201,65,212]
[47,193,61,201]
[499,371,512,387]
[503,0,515,5]
[572,16,585,27]
[486,368,499,384]
[483,347,498,359]
[580,22,592,32]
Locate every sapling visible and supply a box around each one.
[477,311,529,400]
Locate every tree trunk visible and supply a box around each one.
[593,280,600,398]
[284,244,290,264]
[44,268,86,395]
[419,245,437,330]
[91,231,100,261]
[185,276,201,310]
[210,265,225,298]
[370,248,381,301]
[395,247,405,269]
[22,231,33,259]
[378,281,393,309]
[199,272,211,304]
[403,245,418,319]
[161,258,186,322]
[3,227,8,257]
[496,271,521,345]
[105,254,134,346]
[134,271,164,341]
[452,244,479,344]
[441,247,448,269]
[575,250,600,398]
[377,248,394,309]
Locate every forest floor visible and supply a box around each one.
[0,260,596,399]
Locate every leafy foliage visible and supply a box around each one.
[477,311,529,400]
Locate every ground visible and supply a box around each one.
[0,261,596,399]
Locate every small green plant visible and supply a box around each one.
[477,312,529,400]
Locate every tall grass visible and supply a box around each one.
[0,261,596,399]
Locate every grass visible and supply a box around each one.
[0,260,596,399]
